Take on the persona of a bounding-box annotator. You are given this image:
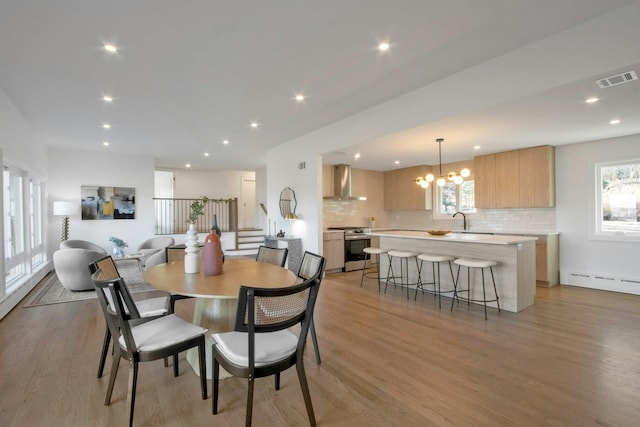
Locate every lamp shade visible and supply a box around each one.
[53,201,76,216]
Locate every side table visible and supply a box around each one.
[264,237,303,273]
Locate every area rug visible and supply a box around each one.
[23,259,155,307]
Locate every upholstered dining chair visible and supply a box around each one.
[89,256,170,378]
[256,245,288,267]
[296,251,326,364]
[91,272,207,427]
[211,272,322,427]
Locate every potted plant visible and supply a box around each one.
[185,196,209,273]
[109,236,128,257]
[186,196,209,225]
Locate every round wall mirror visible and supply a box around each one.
[279,187,297,219]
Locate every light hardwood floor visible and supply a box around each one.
[1,270,639,426]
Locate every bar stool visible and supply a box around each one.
[415,254,455,309]
[385,250,420,299]
[360,247,388,292]
[451,258,500,320]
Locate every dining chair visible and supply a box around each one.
[296,251,326,364]
[89,256,170,378]
[91,272,208,427]
[256,245,288,267]
[211,273,322,426]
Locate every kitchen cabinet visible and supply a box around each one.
[474,145,555,208]
[323,231,345,271]
[535,234,559,287]
[384,165,432,211]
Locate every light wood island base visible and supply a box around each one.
[370,231,537,313]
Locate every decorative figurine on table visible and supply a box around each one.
[276,229,285,237]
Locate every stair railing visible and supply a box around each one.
[153,197,238,235]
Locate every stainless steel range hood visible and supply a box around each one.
[323,164,367,201]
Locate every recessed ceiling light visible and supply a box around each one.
[354,153,361,160]
[474,145,481,150]
[378,42,390,52]
[103,43,118,53]
[204,152,210,157]
[295,94,305,102]
[102,95,113,103]
[250,122,259,128]
[222,140,229,145]
[394,160,400,165]
[585,97,599,104]
[610,119,621,125]
[103,141,110,146]
[185,163,191,168]
[102,123,111,129]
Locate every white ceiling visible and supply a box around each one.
[1,0,639,171]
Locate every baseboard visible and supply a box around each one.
[0,262,52,320]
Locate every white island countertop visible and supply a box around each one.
[368,229,537,245]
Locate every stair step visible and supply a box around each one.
[237,234,265,239]
[237,238,265,243]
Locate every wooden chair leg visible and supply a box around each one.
[246,376,255,427]
[212,358,220,414]
[296,361,317,427]
[105,347,121,405]
[310,317,321,364]
[127,360,138,427]
[173,354,179,377]
[198,340,207,399]
[97,327,111,378]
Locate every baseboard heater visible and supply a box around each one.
[563,271,640,295]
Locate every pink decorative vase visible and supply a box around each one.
[202,231,223,276]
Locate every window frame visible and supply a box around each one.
[593,158,640,242]
[3,164,46,293]
[432,179,478,219]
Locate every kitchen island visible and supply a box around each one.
[368,230,538,313]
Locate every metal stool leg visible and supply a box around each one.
[360,252,370,287]
[490,266,500,313]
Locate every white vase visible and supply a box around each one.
[184,223,200,273]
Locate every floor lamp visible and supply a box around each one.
[53,201,76,241]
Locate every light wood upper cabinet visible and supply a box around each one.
[519,145,555,208]
[384,165,432,211]
[495,150,520,208]
[474,153,496,209]
[474,145,555,208]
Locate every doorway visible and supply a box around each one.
[241,177,256,229]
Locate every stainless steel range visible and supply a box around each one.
[327,226,371,271]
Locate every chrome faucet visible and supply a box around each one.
[453,211,467,230]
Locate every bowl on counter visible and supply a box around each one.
[426,230,450,235]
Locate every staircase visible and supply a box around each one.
[228,228,265,256]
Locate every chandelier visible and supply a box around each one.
[415,138,470,188]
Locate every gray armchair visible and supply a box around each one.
[53,248,108,291]
[60,239,109,254]
[137,236,175,270]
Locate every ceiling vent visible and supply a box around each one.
[596,70,637,89]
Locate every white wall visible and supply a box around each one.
[556,134,640,292]
[47,147,155,257]
[267,147,323,254]
[167,168,255,199]
[255,168,268,233]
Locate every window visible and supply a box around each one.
[595,159,640,240]
[435,180,476,217]
[3,167,26,287]
[2,165,45,294]
[30,180,45,268]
